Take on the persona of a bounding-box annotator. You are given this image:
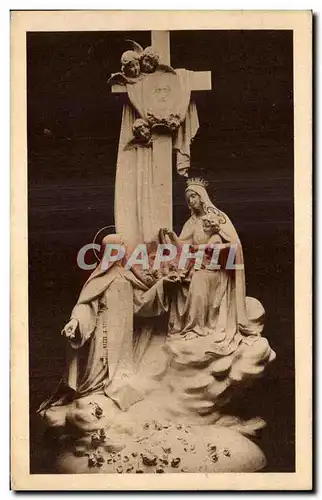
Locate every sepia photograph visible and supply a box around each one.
[10,10,312,490]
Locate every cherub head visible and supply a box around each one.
[132,118,151,143]
[140,46,160,73]
[66,399,106,431]
[168,113,181,132]
[201,212,221,235]
[121,50,141,78]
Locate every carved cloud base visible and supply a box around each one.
[39,331,275,474]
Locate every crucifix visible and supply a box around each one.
[111,31,211,245]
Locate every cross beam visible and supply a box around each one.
[111,70,211,93]
[112,31,211,93]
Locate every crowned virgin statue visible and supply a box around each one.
[162,178,265,350]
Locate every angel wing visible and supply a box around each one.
[158,63,177,74]
[107,72,139,86]
[125,39,144,54]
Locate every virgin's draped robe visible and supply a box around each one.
[167,215,264,355]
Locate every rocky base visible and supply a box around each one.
[39,330,275,474]
[42,391,267,474]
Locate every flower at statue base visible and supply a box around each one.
[91,428,106,447]
[95,449,105,467]
[140,46,160,73]
[88,452,97,468]
[91,431,102,447]
[152,420,163,431]
[100,428,107,441]
[160,454,169,465]
[87,448,105,468]
[132,118,151,144]
[141,451,157,466]
[171,457,181,468]
[88,401,104,419]
[66,400,109,431]
[120,50,141,78]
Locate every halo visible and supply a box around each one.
[92,225,116,262]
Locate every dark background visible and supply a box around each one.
[27,30,294,472]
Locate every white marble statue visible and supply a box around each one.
[37,37,276,475]
[161,178,264,348]
[38,176,276,474]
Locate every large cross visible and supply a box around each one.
[112,31,211,234]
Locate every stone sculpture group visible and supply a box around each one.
[38,35,276,474]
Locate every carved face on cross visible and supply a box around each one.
[153,84,171,102]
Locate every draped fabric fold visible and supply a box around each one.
[173,70,199,176]
[114,69,199,247]
[174,100,199,176]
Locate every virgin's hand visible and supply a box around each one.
[61,318,78,339]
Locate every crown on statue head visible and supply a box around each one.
[186,177,209,189]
